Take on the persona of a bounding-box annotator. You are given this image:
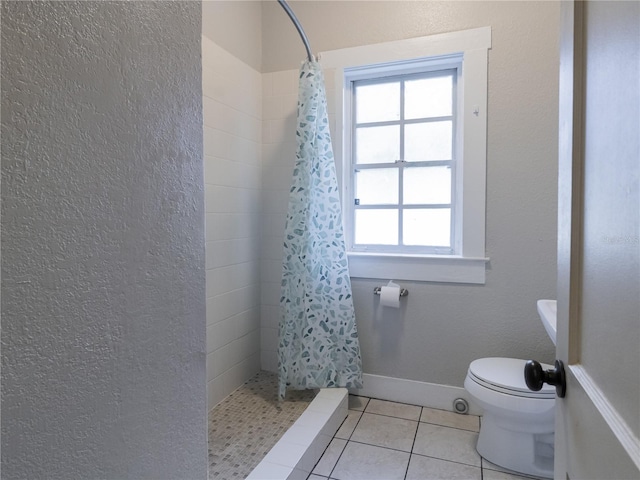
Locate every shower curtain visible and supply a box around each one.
[278,60,363,399]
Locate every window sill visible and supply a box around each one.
[347,252,489,284]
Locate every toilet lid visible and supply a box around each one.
[468,357,556,398]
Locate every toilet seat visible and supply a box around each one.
[468,357,555,399]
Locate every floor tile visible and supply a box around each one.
[406,454,482,480]
[307,475,327,480]
[312,438,347,477]
[420,407,479,432]
[350,412,418,452]
[412,422,481,467]
[334,410,362,439]
[365,398,422,421]
[348,395,369,411]
[330,442,410,480]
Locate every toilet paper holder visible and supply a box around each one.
[373,286,409,297]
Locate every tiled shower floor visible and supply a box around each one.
[208,371,315,479]
[209,371,544,480]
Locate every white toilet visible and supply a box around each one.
[464,357,555,479]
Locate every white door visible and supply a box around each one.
[555,1,639,479]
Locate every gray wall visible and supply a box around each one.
[261,1,559,387]
[1,2,206,478]
[202,1,262,72]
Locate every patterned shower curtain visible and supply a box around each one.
[278,60,363,399]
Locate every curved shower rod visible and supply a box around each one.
[277,0,314,62]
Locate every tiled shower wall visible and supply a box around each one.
[203,39,340,407]
[259,68,298,373]
[203,36,262,409]
[260,68,337,373]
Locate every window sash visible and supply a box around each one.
[349,68,459,254]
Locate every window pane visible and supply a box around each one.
[355,209,398,245]
[404,121,452,162]
[356,125,400,164]
[404,166,451,205]
[405,75,453,119]
[356,82,400,123]
[356,169,398,205]
[403,209,451,247]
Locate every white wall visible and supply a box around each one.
[203,36,262,409]
[259,1,560,387]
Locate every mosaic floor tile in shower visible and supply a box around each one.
[208,370,315,479]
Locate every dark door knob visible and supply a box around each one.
[524,359,566,398]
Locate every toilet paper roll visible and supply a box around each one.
[380,284,400,308]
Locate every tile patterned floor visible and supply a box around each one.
[208,373,545,480]
[308,396,546,480]
[208,371,315,479]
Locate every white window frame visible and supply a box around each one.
[347,61,461,255]
[320,27,491,284]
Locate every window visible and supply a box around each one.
[320,27,491,284]
[349,64,459,255]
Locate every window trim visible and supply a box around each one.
[320,27,491,284]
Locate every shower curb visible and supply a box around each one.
[246,388,348,480]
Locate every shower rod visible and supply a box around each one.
[277,0,314,62]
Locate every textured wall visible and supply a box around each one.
[259,1,559,387]
[1,2,206,478]
[202,36,262,410]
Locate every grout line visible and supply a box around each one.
[411,451,482,470]
[344,409,365,441]
[479,417,484,480]
[325,409,366,478]
[360,410,422,423]
[309,438,340,478]
[363,396,425,409]
[323,439,347,480]
[403,406,423,480]
[361,398,480,431]
[356,409,481,435]
[320,405,368,480]
[346,439,414,455]
[418,420,480,433]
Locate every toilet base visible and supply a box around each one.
[477,413,554,479]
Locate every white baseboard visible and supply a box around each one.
[349,373,482,416]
